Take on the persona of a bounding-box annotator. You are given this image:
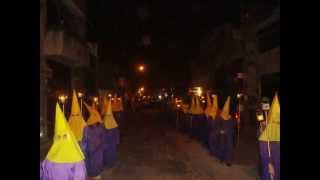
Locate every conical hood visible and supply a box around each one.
[189,96,195,114]
[204,93,212,116]
[84,102,102,125]
[220,96,231,120]
[208,95,219,119]
[101,96,108,115]
[68,90,87,141]
[193,96,204,115]
[259,93,280,141]
[103,99,118,129]
[46,103,85,163]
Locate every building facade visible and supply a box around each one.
[40,0,98,142]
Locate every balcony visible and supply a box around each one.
[43,30,89,67]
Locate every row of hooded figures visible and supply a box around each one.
[172,93,280,180]
[40,90,125,180]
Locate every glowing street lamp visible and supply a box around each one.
[196,87,202,96]
[93,97,98,105]
[138,64,145,72]
[77,92,84,113]
[58,94,68,113]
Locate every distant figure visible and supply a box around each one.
[207,94,219,156]
[112,96,124,125]
[190,95,205,141]
[215,96,236,166]
[82,102,105,179]
[258,93,280,180]
[40,103,87,180]
[103,99,120,168]
[68,90,87,143]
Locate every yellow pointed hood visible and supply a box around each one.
[46,103,85,163]
[193,96,204,115]
[259,93,280,142]
[189,96,195,114]
[84,102,102,125]
[204,93,212,116]
[68,90,87,141]
[103,99,118,129]
[220,96,231,120]
[208,95,219,119]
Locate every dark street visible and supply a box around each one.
[40,1,280,179]
[100,107,258,180]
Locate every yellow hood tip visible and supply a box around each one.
[208,94,219,119]
[46,103,85,163]
[259,92,280,142]
[103,99,118,129]
[84,102,102,125]
[220,96,231,120]
[268,92,280,123]
[68,90,87,142]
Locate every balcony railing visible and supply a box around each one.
[43,30,89,67]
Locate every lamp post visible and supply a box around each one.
[93,97,98,106]
[58,94,68,114]
[78,92,84,113]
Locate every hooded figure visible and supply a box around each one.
[40,103,87,180]
[215,96,236,166]
[258,93,280,180]
[81,102,105,179]
[112,97,124,125]
[103,99,120,168]
[204,92,212,118]
[68,90,87,142]
[191,95,206,142]
[207,94,220,156]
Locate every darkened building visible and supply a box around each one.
[40,0,98,141]
[190,0,279,124]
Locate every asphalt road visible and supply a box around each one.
[101,108,259,180]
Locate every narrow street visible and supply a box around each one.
[101,108,258,180]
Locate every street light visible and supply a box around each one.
[78,92,84,113]
[196,87,202,96]
[138,64,145,72]
[93,97,98,105]
[58,94,68,113]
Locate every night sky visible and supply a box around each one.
[87,0,241,89]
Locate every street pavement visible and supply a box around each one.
[101,108,259,180]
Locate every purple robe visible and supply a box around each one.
[259,141,280,180]
[190,114,206,141]
[103,127,120,168]
[81,124,105,177]
[207,118,218,156]
[40,160,87,180]
[215,118,236,162]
